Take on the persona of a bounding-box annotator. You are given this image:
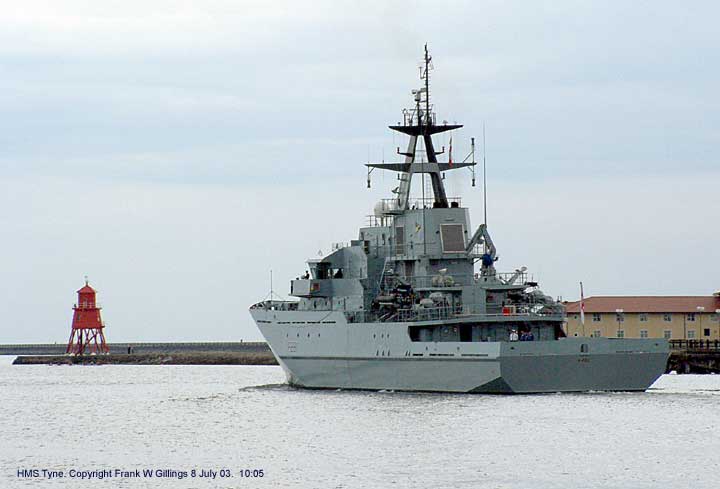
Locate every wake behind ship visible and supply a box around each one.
[249,47,668,393]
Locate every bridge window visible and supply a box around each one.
[580,344,589,353]
[440,224,465,253]
[663,314,672,322]
[687,330,695,339]
[639,313,648,322]
[312,262,331,279]
[616,330,624,338]
[704,328,711,337]
[592,313,601,322]
[687,313,696,322]
[664,330,672,339]
[640,330,648,338]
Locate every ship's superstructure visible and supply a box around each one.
[249,47,668,393]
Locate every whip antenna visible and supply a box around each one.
[483,123,487,227]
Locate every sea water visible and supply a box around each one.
[1,355,718,488]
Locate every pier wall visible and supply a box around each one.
[667,340,720,374]
[0,342,270,356]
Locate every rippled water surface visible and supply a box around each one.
[1,356,719,488]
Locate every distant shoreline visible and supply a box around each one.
[12,351,278,366]
[0,342,270,356]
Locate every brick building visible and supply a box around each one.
[564,295,720,339]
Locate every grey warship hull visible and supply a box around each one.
[250,309,668,394]
[248,46,669,394]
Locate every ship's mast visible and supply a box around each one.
[366,45,473,212]
[423,44,431,129]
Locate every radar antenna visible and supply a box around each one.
[365,45,475,213]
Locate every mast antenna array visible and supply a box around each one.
[365,45,476,210]
[419,43,433,126]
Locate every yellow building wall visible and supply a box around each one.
[565,312,720,340]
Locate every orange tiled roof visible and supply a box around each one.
[565,296,720,314]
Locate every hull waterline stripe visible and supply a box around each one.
[280,355,498,362]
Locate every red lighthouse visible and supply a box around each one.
[66,279,109,355]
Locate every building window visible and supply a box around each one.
[704,328,711,337]
[592,313,601,322]
[616,313,624,323]
[640,330,648,338]
[639,313,648,322]
[616,330,624,338]
[687,330,696,339]
[663,313,672,322]
[711,314,719,322]
[593,330,601,338]
[687,313,696,322]
[663,330,672,339]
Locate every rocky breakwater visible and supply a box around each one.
[13,351,278,366]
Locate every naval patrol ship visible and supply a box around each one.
[249,47,669,393]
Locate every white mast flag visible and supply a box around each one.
[580,281,586,328]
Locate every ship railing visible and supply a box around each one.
[377,197,463,214]
[365,215,394,227]
[250,300,299,311]
[345,302,564,324]
[401,108,437,127]
[669,339,720,351]
[331,242,350,251]
[382,273,473,289]
[406,197,462,209]
[494,272,531,285]
[393,304,464,322]
[380,272,534,291]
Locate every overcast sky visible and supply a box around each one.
[1,1,718,342]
